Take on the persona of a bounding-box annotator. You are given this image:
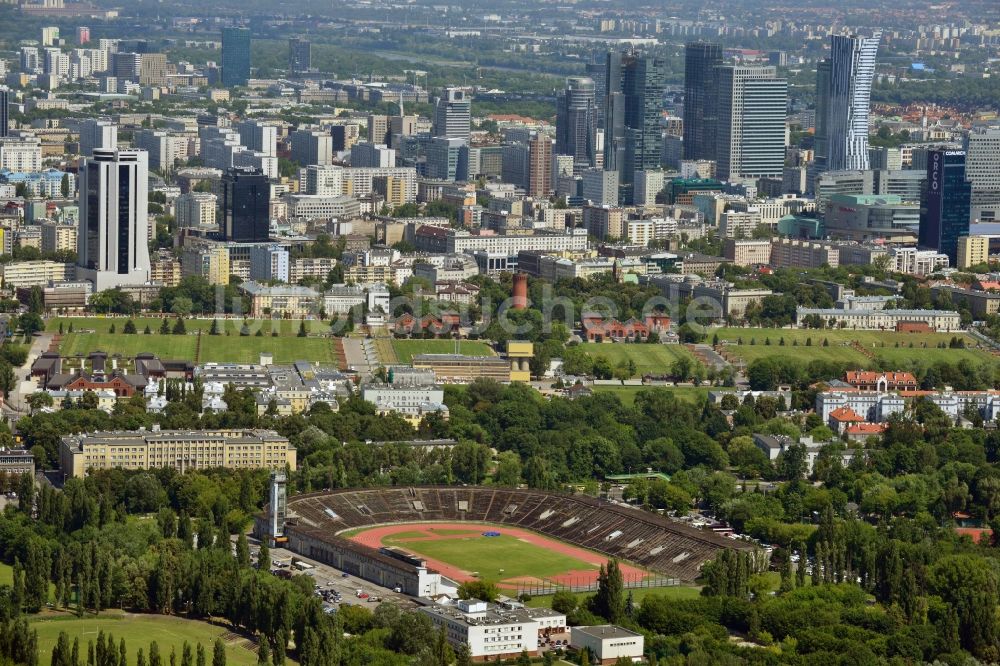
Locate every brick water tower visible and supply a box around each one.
[512,273,528,310]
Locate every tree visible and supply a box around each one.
[256,638,269,666]
[211,640,225,666]
[591,559,625,623]
[258,542,270,571]
[0,361,16,397]
[297,321,307,337]
[172,319,186,335]
[457,580,499,602]
[209,319,220,335]
[123,320,137,334]
[492,451,522,487]
[159,319,170,335]
[236,533,250,568]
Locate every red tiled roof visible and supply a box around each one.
[956,527,993,544]
[846,423,886,434]
[829,406,864,422]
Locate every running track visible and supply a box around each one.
[348,522,648,587]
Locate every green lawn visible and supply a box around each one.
[525,584,702,608]
[391,339,495,363]
[577,343,698,375]
[31,612,259,666]
[59,333,337,364]
[592,385,710,406]
[382,529,597,581]
[712,328,996,368]
[0,561,10,586]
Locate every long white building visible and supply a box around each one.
[419,600,565,660]
[796,307,961,331]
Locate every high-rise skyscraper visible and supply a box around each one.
[963,126,1000,223]
[236,120,277,157]
[288,37,311,74]
[814,32,881,174]
[528,133,553,198]
[221,27,251,87]
[432,88,471,142]
[919,149,972,263]
[622,53,666,188]
[683,42,722,161]
[290,130,333,166]
[601,51,666,201]
[0,88,8,138]
[222,167,270,242]
[77,149,151,290]
[555,76,597,174]
[713,65,787,182]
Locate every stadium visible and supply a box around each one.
[267,486,756,597]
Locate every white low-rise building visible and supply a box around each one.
[570,625,644,665]
[419,600,566,660]
[796,307,962,332]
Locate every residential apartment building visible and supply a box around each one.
[770,238,839,269]
[723,238,772,267]
[2,260,72,289]
[60,428,296,478]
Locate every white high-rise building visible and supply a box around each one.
[78,119,117,156]
[236,120,277,157]
[964,126,1000,222]
[815,32,882,174]
[713,65,787,182]
[299,165,344,196]
[432,88,471,141]
[77,149,151,290]
[175,191,217,228]
[0,136,43,172]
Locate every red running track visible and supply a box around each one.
[348,522,648,587]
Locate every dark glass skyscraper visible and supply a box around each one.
[223,168,270,242]
[919,149,972,263]
[555,76,597,174]
[601,51,666,201]
[288,37,311,74]
[221,27,251,87]
[0,88,8,138]
[683,42,722,161]
[622,53,666,185]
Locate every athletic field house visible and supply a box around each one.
[255,486,756,598]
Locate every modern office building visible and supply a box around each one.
[683,42,722,161]
[555,76,597,174]
[222,167,270,242]
[824,193,920,242]
[713,65,787,182]
[78,119,117,157]
[221,27,251,87]
[249,245,290,283]
[814,33,881,173]
[76,149,151,290]
[288,37,311,74]
[426,137,466,181]
[603,51,666,195]
[622,53,667,188]
[60,428,296,478]
[963,126,1000,223]
[919,149,972,263]
[432,88,471,142]
[290,129,334,167]
[0,88,10,138]
[236,120,277,157]
[350,142,395,168]
[300,164,344,196]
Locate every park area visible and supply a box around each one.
[47,317,338,364]
[390,339,495,363]
[347,523,649,590]
[30,612,260,666]
[576,342,699,376]
[711,327,998,368]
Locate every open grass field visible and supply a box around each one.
[0,561,10,586]
[31,612,259,666]
[712,327,997,367]
[524,584,702,608]
[592,385,710,406]
[348,523,649,589]
[391,339,495,363]
[577,343,699,375]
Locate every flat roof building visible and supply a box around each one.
[60,428,296,478]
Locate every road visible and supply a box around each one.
[3,332,53,420]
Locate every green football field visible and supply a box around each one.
[31,612,259,666]
[390,339,495,363]
[711,327,996,367]
[382,530,597,581]
[577,342,699,375]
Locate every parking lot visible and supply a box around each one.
[247,539,418,613]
